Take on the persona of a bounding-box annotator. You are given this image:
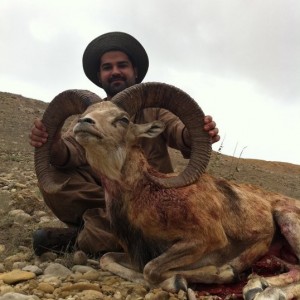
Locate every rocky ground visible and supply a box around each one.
[0,91,299,299]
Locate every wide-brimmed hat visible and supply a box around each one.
[82,32,149,88]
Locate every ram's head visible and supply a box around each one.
[34,82,212,193]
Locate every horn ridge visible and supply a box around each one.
[34,89,102,194]
[111,82,211,188]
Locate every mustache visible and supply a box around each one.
[109,75,126,83]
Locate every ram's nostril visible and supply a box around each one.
[78,117,95,124]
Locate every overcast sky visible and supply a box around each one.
[1,0,299,165]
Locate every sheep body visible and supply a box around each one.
[74,101,300,299]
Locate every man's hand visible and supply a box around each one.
[29,118,48,148]
[204,115,220,144]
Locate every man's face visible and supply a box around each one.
[98,51,138,98]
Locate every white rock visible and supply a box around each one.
[14,212,32,224]
[0,292,40,300]
[8,209,24,217]
[43,263,72,278]
[0,263,5,273]
[33,211,47,218]
[0,245,5,254]
[71,265,95,274]
[22,265,43,276]
[38,216,51,224]
[12,262,27,270]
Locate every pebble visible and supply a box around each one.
[12,262,27,270]
[0,269,36,284]
[71,265,95,273]
[0,293,39,300]
[0,264,5,273]
[0,257,189,299]
[4,253,31,264]
[36,282,55,293]
[43,263,72,278]
[73,250,88,265]
[22,265,43,275]
[0,246,5,255]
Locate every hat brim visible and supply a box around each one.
[82,32,149,88]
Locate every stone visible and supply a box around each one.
[0,245,5,254]
[12,262,27,270]
[59,282,101,292]
[0,285,15,295]
[0,292,39,300]
[0,269,36,284]
[73,250,88,265]
[82,270,101,281]
[0,263,5,273]
[77,289,104,300]
[4,253,31,264]
[8,209,24,217]
[71,265,95,274]
[38,216,51,224]
[36,252,57,263]
[22,265,43,276]
[14,212,32,224]
[37,282,55,293]
[43,263,72,278]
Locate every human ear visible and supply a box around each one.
[97,71,102,84]
[134,68,138,79]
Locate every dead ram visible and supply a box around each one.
[35,82,300,300]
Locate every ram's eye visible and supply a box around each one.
[118,117,130,125]
[113,116,130,127]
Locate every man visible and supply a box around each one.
[30,32,220,256]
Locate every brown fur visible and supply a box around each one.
[74,101,300,299]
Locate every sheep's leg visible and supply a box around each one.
[243,202,300,299]
[143,239,235,286]
[100,252,148,286]
[273,206,300,261]
[144,238,272,292]
[242,206,300,300]
[243,262,300,300]
[100,252,198,299]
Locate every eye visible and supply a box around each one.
[118,116,130,125]
[101,64,112,71]
[118,62,130,69]
[112,116,130,127]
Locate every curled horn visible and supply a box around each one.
[34,89,102,194]
[112,82,212,188]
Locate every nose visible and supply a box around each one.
[78,117,95,125]
[111,65,122,75]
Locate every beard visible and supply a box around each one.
[102,75,136,97]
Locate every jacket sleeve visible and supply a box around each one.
[157,108,192,159]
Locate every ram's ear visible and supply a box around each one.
[135,121,166,138]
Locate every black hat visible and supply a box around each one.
[82,32,149,88]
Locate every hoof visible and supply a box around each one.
[159,274,188,293]
[243,278,269,300]
[244,288,264,300]
[243,278,287,300]
[187,288,199,300]
[251,287,286,300]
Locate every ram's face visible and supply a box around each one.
[73,101,132,152]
